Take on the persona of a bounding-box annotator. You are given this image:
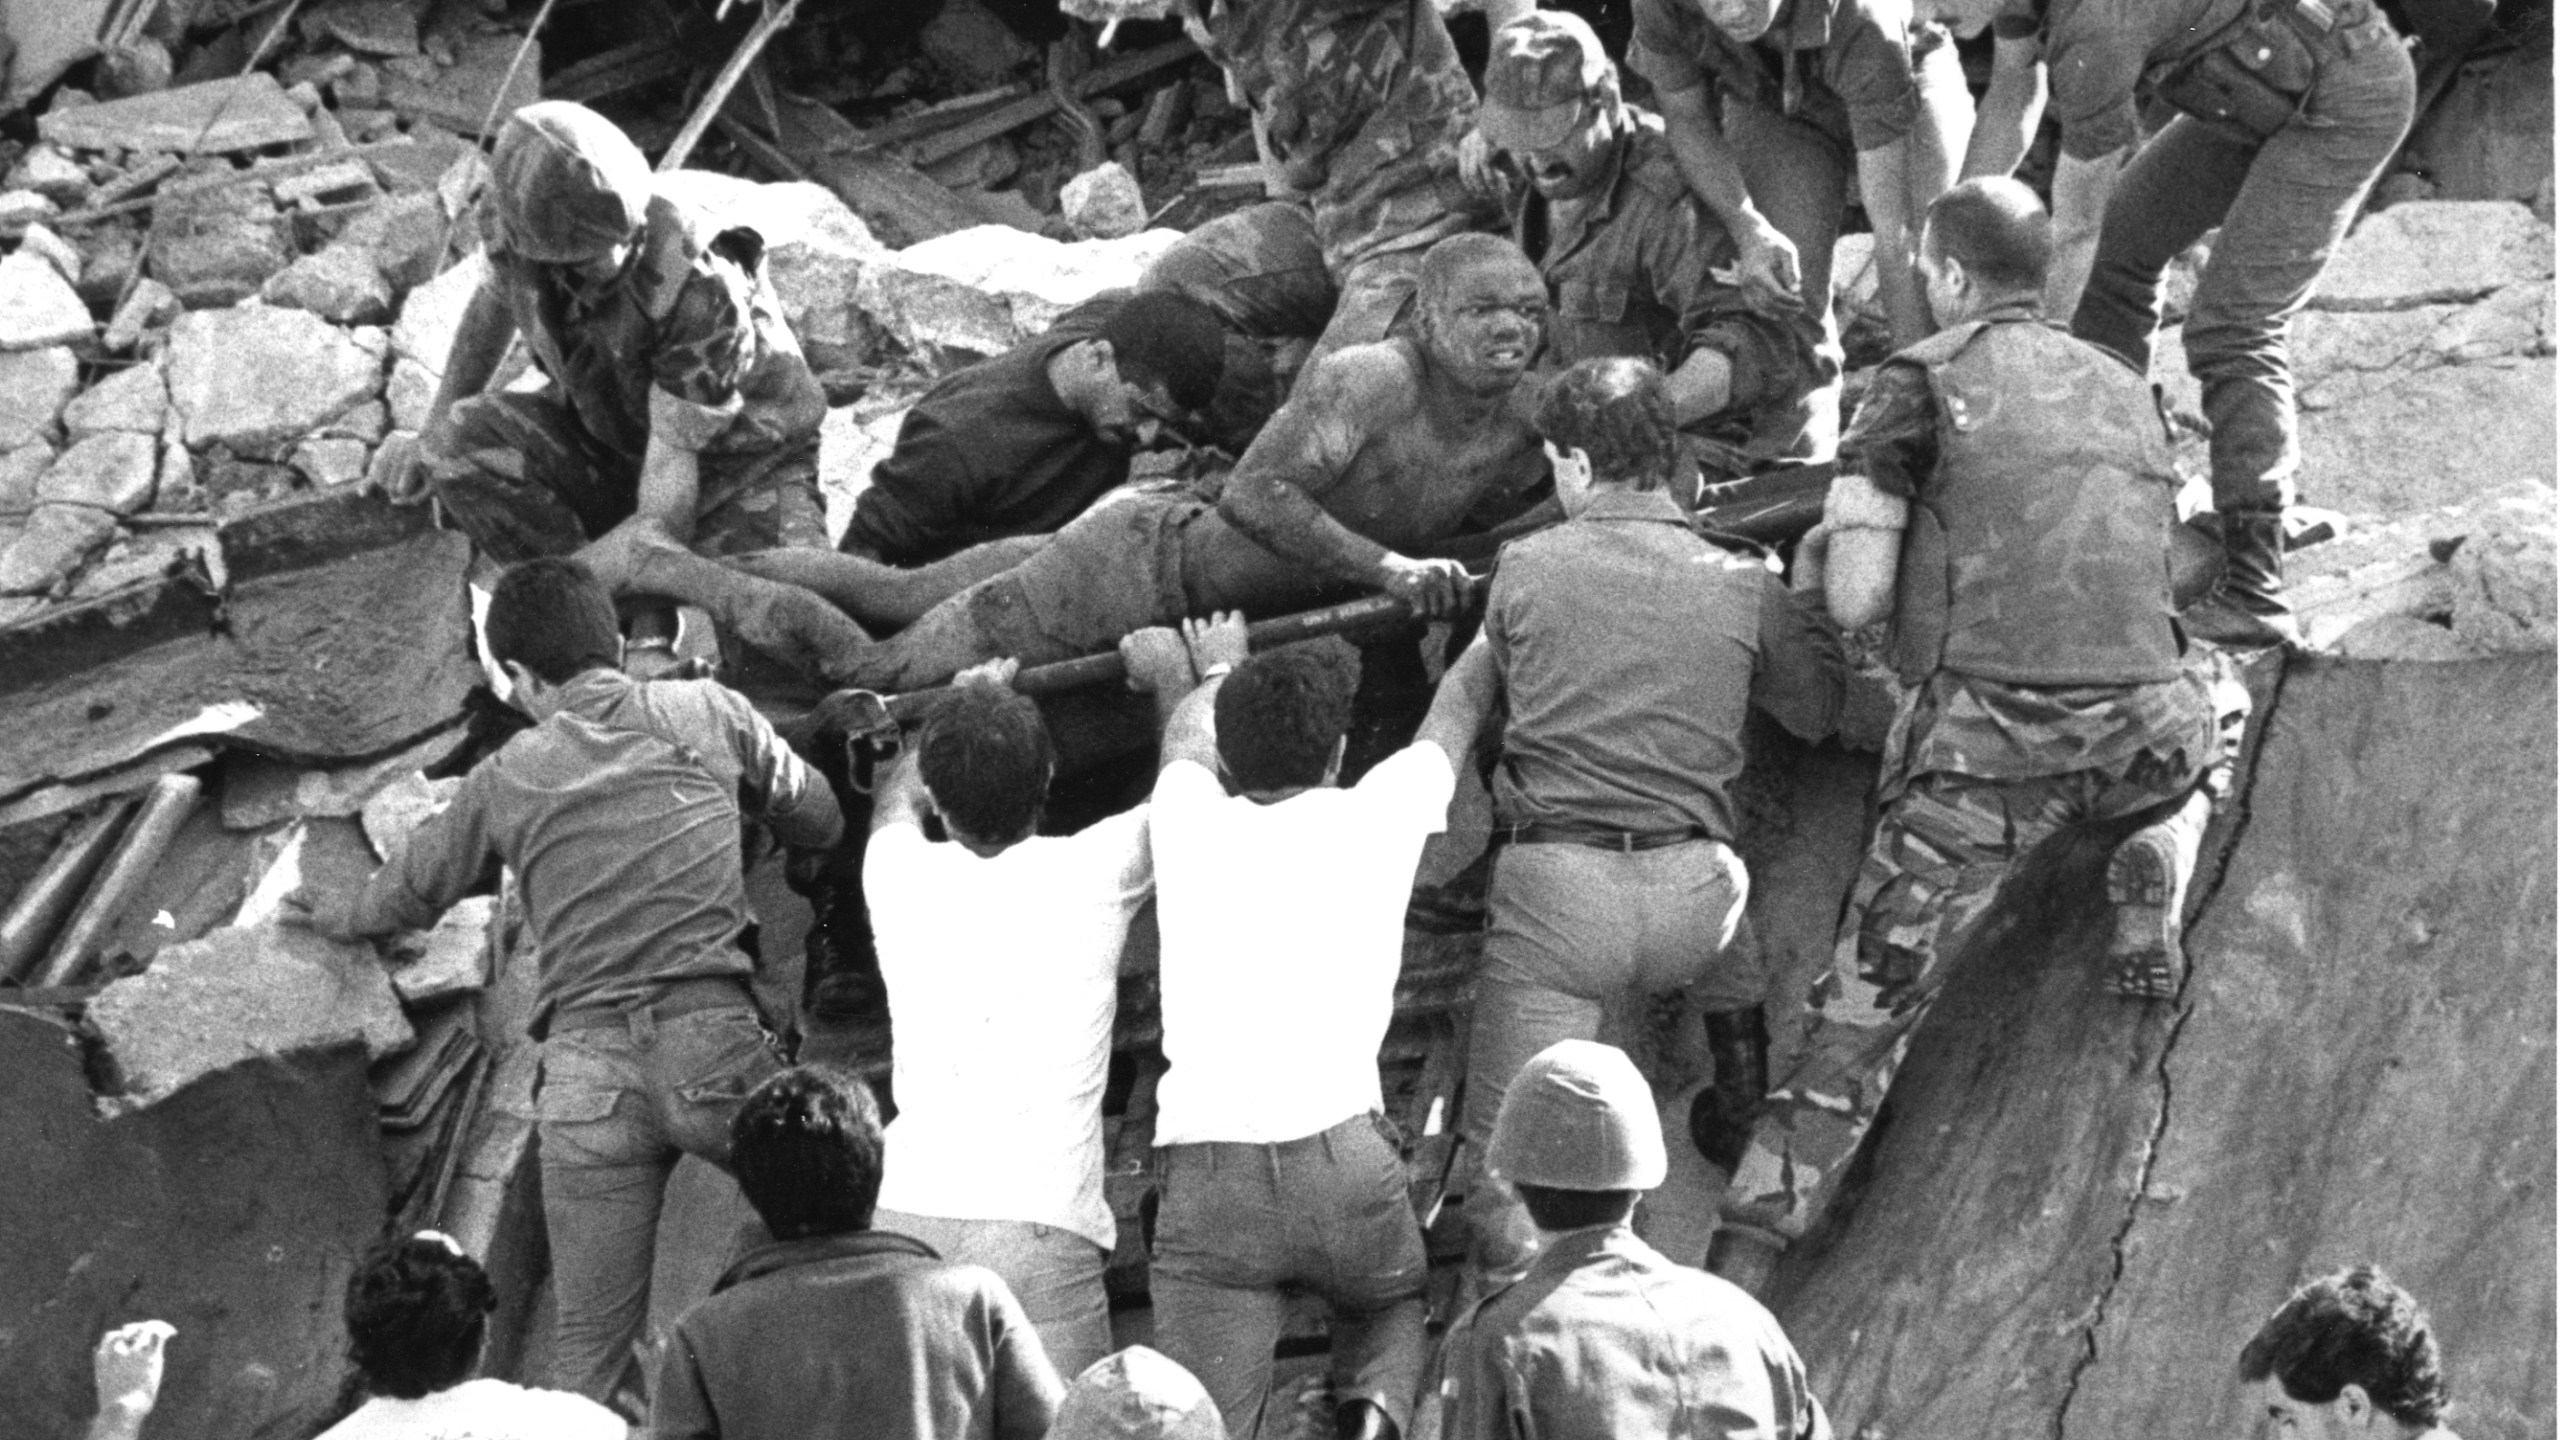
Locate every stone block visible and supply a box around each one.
[36,431,158,514]
[0,442,55,514]
[386,895,494,1003]
[387,356,438,431]
[0,345,80,448]
[2449,483,2558,654]
[361,770,460,862]
[323,400,390,443]
[148,215,293,308]
[1062,162,1148,240]
[262,244,394,324]
[7,143,93,206]
[38,72,315,154]
[391,249,488,368]
[154,441,203,513]
[290,436,371,488]
[2316,201,2554,311]
[2332,613,2480,661]
[17,222,81,283]
[102,276,180,352]
[63,360,169,438]
[313,0,423,55]
[0,248,95,350]
[167,306,387,456]
[920,0,1038,88]
[0,501,117,592]
[379,33,539,137]
[75,229,142,310]
[856,224,1183,357]
[89,923,415,1107]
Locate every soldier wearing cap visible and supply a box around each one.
[1474,10,1826,487]
[390,100,864,677]
[1430,1040,1831,1440]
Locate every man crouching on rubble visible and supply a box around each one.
[284,556,843,1414]
[384,99,868,679]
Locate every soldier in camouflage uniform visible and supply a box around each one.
[1700,179,2249,1294]
[1138,0,1500,380]
[389,101,863,680]
[1475,11,1826,492]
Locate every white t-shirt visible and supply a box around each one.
[1151,742,1454,1146]
[314,1379,625,1440]
[869,806,1153,1249]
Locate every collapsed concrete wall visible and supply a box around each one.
[1772,654,2557,1440]
[0,1011,389,1440]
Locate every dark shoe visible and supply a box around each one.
[1704,1223,1785,1297]
[2184,509,2303,649]
[1688,1005,1770,1173]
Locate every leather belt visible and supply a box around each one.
[548,976,755,1033]
[1495,823,1713,853]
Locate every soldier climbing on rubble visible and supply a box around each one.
[1469,10,1830,492]
[380,99,870,679]
[797,233,1556,697]
[1451,355,1844,1283]
[1912,0,2417,646]
[281,557,843,1414]
[1701,179,2250,1295]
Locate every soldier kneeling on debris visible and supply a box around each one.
[1702,178,2250,1295]
[385,99,866,680]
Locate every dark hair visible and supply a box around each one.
[1418,232,1535,314]
[484,557,621,684]
[344,1235,498,1400]
[918,684,1053,844]
[1515,1184,1639,1231]
[2238,1265,2450,1427]
[1103,291,1229,414]
[1214,643,1357,794]
[730,1066,885,1241]
[1922,177,2052,294]
[1534,356,1676,489]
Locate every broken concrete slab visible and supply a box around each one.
[857,225,1185,356]
[379,32,540,137]
[387,357,438,431]
[272,160,382,211]
[291,436,372,488]
[148,215,293,309]
[1062,162,1148,241]
[2317,201,2554,312]
[0,443,56,515]
[219,729,468,831]
[2332,612,2479,661]
[655,172,886,374]
[34,431,158,514]
[0,250,97,351]
[361,769,461,862]
[6,145,92,207]
[2450,483,2558,654]
[0,502,117,594]
[0,190,60,235]
[167,306,387,455]
[91,922,413,1104]
[390,250,488,370]
[0,347,81,449]
[387,895,495,1003]
[323,400,390,444]
[335,189,450,296]
[38,72,317,155]
[262,245,394,324]
[16,223,81,284]
[102,277,181,353]
[312,0,424,55]
[62,361,169,439]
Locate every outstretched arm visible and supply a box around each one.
[1413,634,1501,771]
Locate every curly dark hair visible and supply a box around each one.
[1214,641,1359,793]
[918,683,1054,844]
[730,1065,885,1242]
[2238,1265,2450,1426]
[1533,355,1677,490]
[344,1234,498,1400]
[1102,290,1229,414]
[484,557,621,684]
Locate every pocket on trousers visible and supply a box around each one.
[667,1008,778,1105]
[534,1044,625,1124]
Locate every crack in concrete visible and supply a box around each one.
[2050,657,2291,1440]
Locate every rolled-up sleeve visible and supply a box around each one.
[1647,199,1825,421]
[1628,0,1711,94]
[722,690,842,850]
[349,771,497,937]
[647,266,754,452]
[1827,0,1924,150]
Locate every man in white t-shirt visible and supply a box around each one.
[868,658,1156,1380]
[1123,612,1500,1440]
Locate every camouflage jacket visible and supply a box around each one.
[1202,0,1497,274]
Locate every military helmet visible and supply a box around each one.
[1487,1039,1669,1191]
[489,100,652,264]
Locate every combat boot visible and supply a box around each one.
[2183,508,2303,649]
[2104,789,2210,1001]
[1687,1004,1770,1173]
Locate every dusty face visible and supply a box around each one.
[1509,102,1622,203]
[1424,256,1549,396]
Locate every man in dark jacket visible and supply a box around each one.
[653,1065,1062,1440]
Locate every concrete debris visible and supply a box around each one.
[272,159,383,210]
[88,923,415,1108]
[72,531,197,599]
[336,190,451,296]
[379,33,540,136]
[16,224,82,284]
[0,443,56,514]
[167,306,388,456]
[291,436,372,488]
[856,224,1184,356]
[387,360,438,431]
[312,0,425,58]
[0,190,61,235]
[920,0,1041,89]
[2332,613,2479,661]
[39,73,318,155]
[63,362,170,439]
[2315,200,2555,311]
[154,437,203,513]
[2401,40,2553,212]
[0,347,81,450]
[655,173,886,374]
[818,402,910,542]
[323,401,390,443]
[5,145,93,207]
[2449,483,2558,654]
[391,251,488,371]
[75,230,143,311]
[1062,163,1149,241]
[362,771,460,862]
[149,212,294,309]
[386,895,495,1004]
[2,0,114,113]
[0,250,97,352]
[103,278,182,353]
[0,503,119,594]
[262,245,395,324]
[35,432,159,515]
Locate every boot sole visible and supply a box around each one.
[2105,830,2187,1001]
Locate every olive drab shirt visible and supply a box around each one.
[1627,0,1927,152]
